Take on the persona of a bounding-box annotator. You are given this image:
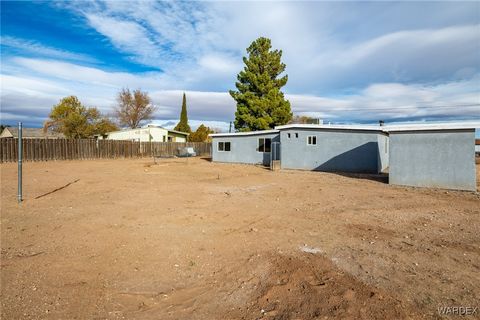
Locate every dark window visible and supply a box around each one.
[307,136,317,145]
[265,138,271,152]
[258,138,272,152]
[218,141,231,152]
[287,133,291,138]
[295,133,299,138]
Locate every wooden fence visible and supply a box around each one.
[0,139,211,163]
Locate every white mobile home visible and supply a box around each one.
[105,125,188,142]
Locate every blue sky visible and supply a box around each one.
[1,1,479,131]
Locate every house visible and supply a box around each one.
[475,139,480,155]
[0,127,65,139]
[211,124,388,173]
[210,122,479,191]
[104,125,189,142]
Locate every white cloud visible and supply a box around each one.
[55,1,479,95]
[2,56,478,127]
[0,36,96,63]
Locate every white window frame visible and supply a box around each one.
[307,135,317,146]
[258,138,272,153]
[218,141,231,152]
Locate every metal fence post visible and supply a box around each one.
[17,122,23,203]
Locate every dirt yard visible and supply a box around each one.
[1,158,479,319]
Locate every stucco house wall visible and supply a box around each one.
[389,129,476,191]
[211,131,280,166]
[279,128,383,173]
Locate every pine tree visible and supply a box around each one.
[229,37,292,131]
[174,92,191,133]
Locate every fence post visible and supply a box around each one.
[17,122,23,203]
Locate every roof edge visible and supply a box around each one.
[274,124,383,131]
[210,129,279,137]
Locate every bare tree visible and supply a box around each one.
[115,88,156,128]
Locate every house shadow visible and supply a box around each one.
[330,172,389,183]
[199,157,212,162]
[313,142,389,184]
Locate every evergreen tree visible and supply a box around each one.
[174,92,191,133]
[230,37,292,131]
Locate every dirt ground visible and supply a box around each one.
[1,158,479,319]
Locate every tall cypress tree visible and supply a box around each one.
[174,92,191,133]
[229,37,292,131]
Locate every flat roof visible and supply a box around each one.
[275,124,383,131]
[210,129,279,137]
[209,121,480,137]
[382,122,480,132]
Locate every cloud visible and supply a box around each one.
[0,36,96,63]
[1,55,478,127]
[84,14,165,68]
[57,1,480,92]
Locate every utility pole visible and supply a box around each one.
[229,121,232,133]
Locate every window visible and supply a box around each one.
[307,136,317,145]
[258,138,272,152]
[287,133,291,138]
[295,133,299,138]
[218,141,231,152]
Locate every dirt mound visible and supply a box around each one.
[234,253,415,320]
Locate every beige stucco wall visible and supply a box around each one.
[168,132,187,142]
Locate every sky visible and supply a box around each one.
[1,1,479,132]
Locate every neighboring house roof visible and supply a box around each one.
[166,128,190,136]
[107,125,189,136]
[0,127,65,138]
[475,139,480,145]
